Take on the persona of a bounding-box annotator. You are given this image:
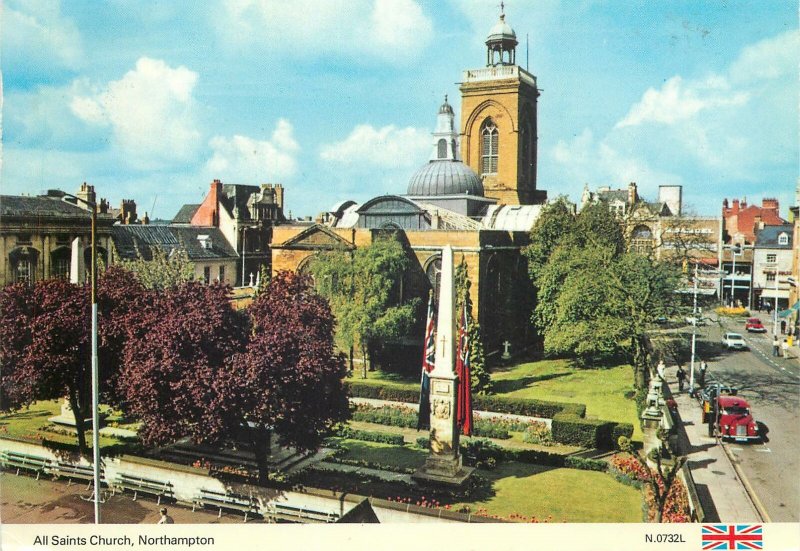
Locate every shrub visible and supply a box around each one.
[564,456,607,472]
[346,381,586,419]
[715,306,750,317]
[611,423,634,448]
[335,426,405,446]
[416,436,430,449]
[521,421,554,446]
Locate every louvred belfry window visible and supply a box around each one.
[481,119,498,175]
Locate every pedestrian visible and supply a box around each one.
[676,365,686,392]
[781,319,786,334]
[656,360,666,382]
[698,360,707,388]
[158,507,174,524]
[772,335,780,356]
[782,339,789,359]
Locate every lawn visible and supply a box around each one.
[336,439,428,470]
[451,462,643,522]
[0,399,135,450]
[491,360,643,441]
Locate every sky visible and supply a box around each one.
[2,0,798,221]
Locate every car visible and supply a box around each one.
[698,384,738,422]
[711,395,760,442]
[745,317,767,333]
[685,315,707,326]
[722,332,748,350]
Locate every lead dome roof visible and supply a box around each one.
[407,160,484,197]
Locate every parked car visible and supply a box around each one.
[710,395,760,442]
[722,332,748,350]
[745,318,767,333]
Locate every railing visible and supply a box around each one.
[462,65,536,86]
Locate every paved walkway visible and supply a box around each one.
[662,370,761,522]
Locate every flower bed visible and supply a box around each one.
[609,453,690,523]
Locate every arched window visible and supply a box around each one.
[9,247,38,284]
[480,119,499,175]
[50,247,71,280]
[425,255,442,301]
[631,225,654,255]
[437,139,447,159]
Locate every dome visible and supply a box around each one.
[486,14,517,44]
[407,160,484,197]
[439,96,454,115]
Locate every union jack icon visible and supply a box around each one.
[702,524,762,550]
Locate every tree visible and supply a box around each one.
[528,201,680,386]
[117,281,248,447]
[0,280,93,455]
[524,197,575,283]
[229,271,350,482]
[310,238,418,378]
[455,259,491,394]
[113,243,195,289]
[619,435,686,523]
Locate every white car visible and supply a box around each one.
[722,332,748,351]
[685,315,706,326]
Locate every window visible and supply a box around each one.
[766,253,776,263]
[203,266,211,284]
[52,256,71,280]
[480,119,499,175]
[218,265,225,283]
[14,259,32,283]
[766,272,775,282]
[437,139,447,159]
[778,233,788,245]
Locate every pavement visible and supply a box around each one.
[662,369,762,522]
[0,471,266,524]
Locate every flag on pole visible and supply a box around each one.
[417,292,436,430]
[456,296,473,436]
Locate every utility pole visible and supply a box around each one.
[690,263,698,391]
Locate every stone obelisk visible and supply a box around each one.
[413,245,474,485]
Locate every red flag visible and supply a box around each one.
[417,292,436,430]
[456,297,473,436]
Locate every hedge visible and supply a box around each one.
[335,426,405,446]
[551,413,633,450]
[352,405,511,439]
[347,381,587,419]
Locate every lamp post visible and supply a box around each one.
[241,227,247,287]
[689,263,698,391]
[47,189,101,524]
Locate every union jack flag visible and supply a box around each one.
[417,292,436,430]
[701,524,762,550]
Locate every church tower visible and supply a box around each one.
[459,6,543,205]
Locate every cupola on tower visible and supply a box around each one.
[459,5,544,205]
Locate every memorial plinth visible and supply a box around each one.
[413,245,474,487]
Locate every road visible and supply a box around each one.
[692,313,799,522]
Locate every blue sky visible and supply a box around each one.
[2,0,797,220]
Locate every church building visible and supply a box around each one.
[271,8,545,362]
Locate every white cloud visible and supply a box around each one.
[550,129,682,192]
[71,57,202,169]
[320,124,429,168]
[616,75,749,128]
[2,0,84,75]
[206,120,300,181]
[730,29,800,84]
[216,0,432,63]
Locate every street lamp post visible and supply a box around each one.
[48,189,101,524]
[689,263,698,391]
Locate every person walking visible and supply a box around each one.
[157,507,174,524]
[676,365,686,392]
[698,360,707,388]
[782,339,789,359]
[656,360,666,382]
[772,335,780,356]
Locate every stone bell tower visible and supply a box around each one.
[459,6,544,205]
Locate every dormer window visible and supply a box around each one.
[197,235,212,249]
[778,233,788,246]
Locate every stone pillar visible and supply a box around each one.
[70,237,84,284]
[413,245,473,486]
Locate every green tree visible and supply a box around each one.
[528,202,679,387]
[112,243,195,289]
[455,259,491,394]
[310,238,418,378]
[523,197,575,283]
